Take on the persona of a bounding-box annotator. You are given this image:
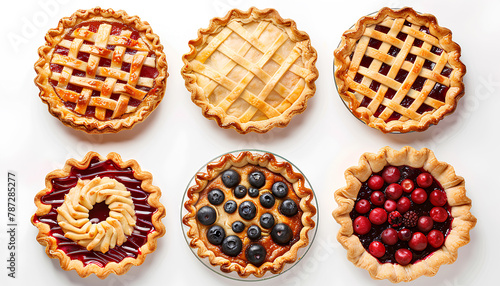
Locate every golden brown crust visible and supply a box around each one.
[34,7,168,133]
[183,151,316,277]
[334,7,465,133]
[181,7,318,134]
[332,146,476,283]
[32,152,166,279]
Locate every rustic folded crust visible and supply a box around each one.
[183,151,316,277]
[332,146,476,282]
[34,7,168,133]
[32,152,166,278]
[181,7,318,134]
[334,7,465,133]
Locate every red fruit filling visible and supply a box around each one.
[350,165,452,265]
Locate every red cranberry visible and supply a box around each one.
[401,179,415,193]
[367,175,384,190]
[429,190,447,207]
[417,172,433,188]
[385,183,403,200]
[369,208,387,225]
[395,248,413,266]
[430,207,448,222]
[411,188,428,204]
[409,232,428,251]
[427,230,445,248]
[397,197,411,213]
[417,216,434,232]
[370,191,385,206]
[355,199,371,214]
[384,200,397,212]
[353,216,371,235]
[369,241,386,258]
[381,228,398,245]
[398,229,412,241]
[382,166,400,184]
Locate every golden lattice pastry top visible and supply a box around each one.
[35,7,168,133]
[334,7,465,133]
[182,7,318,134]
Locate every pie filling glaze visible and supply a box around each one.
[334,7,465,133]
[183,152,316,277]
[32,152,165,278]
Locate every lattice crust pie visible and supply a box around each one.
[332,146,476,283]
[334,7,465,133]
[32,152,166,278]
[183,151,316,277]
[35,7,168,133]
[181,7,318,134]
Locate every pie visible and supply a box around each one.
[182,151,316,277]
[32,152,166,278]
[181,7,318,134]
[35,7,168,133]
[334,7,465,133]
[332,146,476,282]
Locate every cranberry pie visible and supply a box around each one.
[183,151,316,277]
[334,7,465,133]
[32,152,166,278]
[333,146,476,282]
[35,7,168,133]
[181,7,318,134]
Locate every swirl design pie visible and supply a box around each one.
[57,177,136,253]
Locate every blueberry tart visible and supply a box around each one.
[35,7,168,133]
[183,151,316,277]
[334,7,465,133]
[32,152,166,278]
[333,146,476,282]
[181,7,318,134]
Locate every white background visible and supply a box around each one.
[0,0,498,285]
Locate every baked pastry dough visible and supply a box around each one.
[332,146,476,282]
[334,7,465,133]
[32,152,165,278]
[183,151,316,277]
[35,7,168,133]
[182,7,318,134]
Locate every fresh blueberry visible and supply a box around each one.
[232,221,245,233]
[259,213,275,229]
[247,225,262,240]
[248,187,259,197]
[234,185,247,198]
[208,189,225,205]
[272,181,288,198]
[221,169,240,188]
[196,206,216,225]
[248,171,266,188]
[238,201,257,220]
[245,244,266,266]
[224,200,237,214]
[259,193,275,208]
[207,225,225,245]
[271,223,293,244]
[221,235,242,257]
[279,199,298,217]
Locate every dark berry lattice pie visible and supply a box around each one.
[32,152,166,278]
[333,146,476,283]
[334,7,465,133]
[183,151,316,277]
[35,7,168,133]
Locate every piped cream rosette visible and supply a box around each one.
[56,177,137,253]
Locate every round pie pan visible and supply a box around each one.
[180,149,319,281]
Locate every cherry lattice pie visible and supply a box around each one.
[35,7,168,133]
